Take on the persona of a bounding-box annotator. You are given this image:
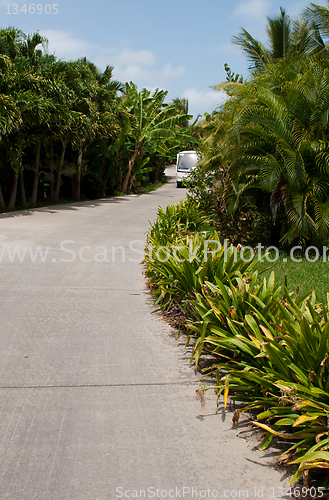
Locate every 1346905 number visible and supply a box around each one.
[271,486,324,498]
[6,4,59,14]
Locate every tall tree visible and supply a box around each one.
[121,83,191,193]
[233,7,314,71]
[304,1,329,54]
[211,56,329,245]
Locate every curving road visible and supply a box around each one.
[0,166,287,499]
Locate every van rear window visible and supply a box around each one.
[177,153,198,170]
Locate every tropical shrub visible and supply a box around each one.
[208,57,329,248]
[146,196,329,487]
[147,198,213,246]
[198,3,329,248]
[194,284,329,485]
[182,163,220,210]
[213,198,273,247]
[188,272,283,367]
[145,199,258,311]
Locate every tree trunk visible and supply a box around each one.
[54,171,62,204]
[75,174,80,201]
[31,139,42,208]
[100,159,107,197]
[122,143,141,194]
[153,163,160,183]
[72,176,76,200]
[50,178,55,203]
[54,139,67,204]
[30,171,39,208]
[19,170,28,209]
[75,142,83,202]
[7,173,18,211]
[118,160,122,192]
[115,153,123,192]
[0,184,6,211]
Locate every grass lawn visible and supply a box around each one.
[255,253,329,305]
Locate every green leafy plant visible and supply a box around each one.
[147,198,212,246]
[144,198,264,347]
[194,286,329,485]
[145,194,329,487]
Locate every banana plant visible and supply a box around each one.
[121,82,191,193]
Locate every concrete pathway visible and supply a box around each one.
[0,166,289,499]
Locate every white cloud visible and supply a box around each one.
[162,63,185,79]
[233,0,271,19]
[38,30,185,88]
[40,30,95,59]
[181,88,227,118]
[110,61,185,87]
[113,48,156,67]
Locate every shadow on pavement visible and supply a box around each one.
[0,165,184,220]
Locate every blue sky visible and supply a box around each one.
[0,0,327,118]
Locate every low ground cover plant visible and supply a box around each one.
[196,283,329,485]
[145,197,329,489]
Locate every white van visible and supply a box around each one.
[176,150,199,187]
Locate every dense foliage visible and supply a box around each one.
[192,2,329,249]
[145,198,329,489]
[0,27,194,211]
[143,0,329,489]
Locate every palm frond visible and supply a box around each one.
[232,28,270,71]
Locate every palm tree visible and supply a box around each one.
[171,97,190,127]
[68,59,123,201]
[216,57,329,245]
[233,8,314,71]
[0,27,26,60]
[0,28,57,210]
[6,69,55,210]
[0,27,193,208]
[303,1,329,54]
[121,82,191,193]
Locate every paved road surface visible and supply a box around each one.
[0,166,288,499]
